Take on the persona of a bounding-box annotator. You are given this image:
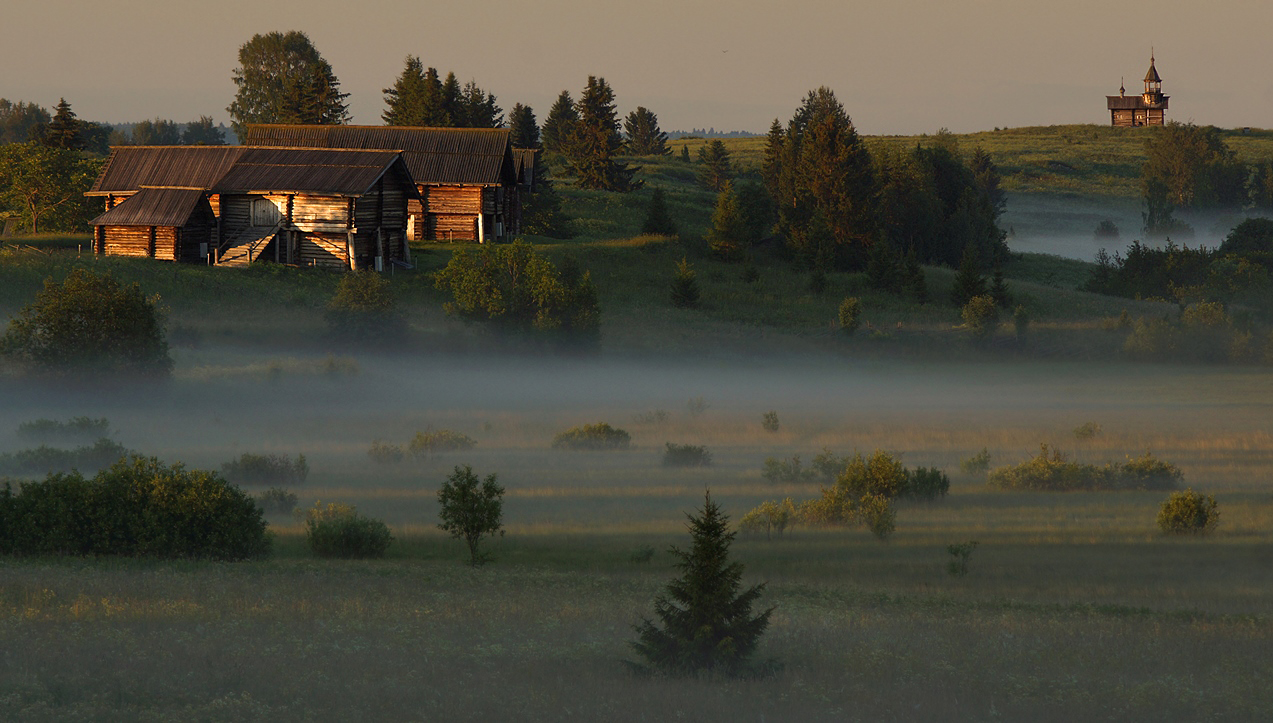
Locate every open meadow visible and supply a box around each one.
[1,353,1271,721]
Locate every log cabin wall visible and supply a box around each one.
[101,226,177,260]
[421,185,482,241]
[221,193,355,269]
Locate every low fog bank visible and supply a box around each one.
[1,349,1268,465]
[1002,192,1261,261]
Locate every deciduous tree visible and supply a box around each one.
[0,142,101,233]
[181,116,226,145]
[437,465,505,565]
[131,118,181,145]
[0,99,51,144]
[227,30,350,139]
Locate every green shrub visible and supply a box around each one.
[0,456,270,560]
[304,502,394,559]
[552,422,631,451]
[0,268,172,377]
[988,444,1181,491]
[761,411,780,433]
[959,448,992,475]
[662,443,711,467]
[859,493,896,541]
[1073,421,1103,440]
[16,416,110,443]
[408,428,476,459]
[811,448,849,482]
[837,450,908,499]
[221,453,308,486]
[838,297,862,335]
[0,437,134,476]
[367,440,404,465]
[256,487,298,515]
[761,456,816,485]
[961,295,999,342]
[1157,489,1219,534]
[324,271,404,343]
[904,466,950,500]
[739,498,796,540]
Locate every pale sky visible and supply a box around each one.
[3,0,1270,135]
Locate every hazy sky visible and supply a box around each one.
[3,0,1270,135]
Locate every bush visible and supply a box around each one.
[304,502,394,559]
[811,448,849,483]
[761,411,780,433]
[1073,421,1103,440]
[838,297,862,335]
[437,465,505,566]
[1219,217,1273,255]
[837,450,908,499]
[1094,219,1120,239]
[256,487,298,515]
[961,295,999,342]
[0,437,134,477]
[858,493,896,540]
[1157,488,1219,534]
[552,422,631,451]
[367,440,404,465]
[434,239,599,337]
[662,443,712,467]
[408,428,476,459]
[988,444,1181,491]
[324,271,404,343]
[670,257,701,308]
[904,466,950,500]
[947,541,979,576]
[739,498,796,540]
[0,456,270,560]
[16,416,110,443]
[1,268,172,377]
[221,453,308,486]
[959,448,991,475]
[761,456,816,485]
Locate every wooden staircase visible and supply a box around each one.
[217,224,279,267]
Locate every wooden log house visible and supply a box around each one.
[244,125,520,243]
[1106,54,1169,127]
[89,186,216,261]
[84,145,418,270]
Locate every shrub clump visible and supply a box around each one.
[1157,488,1219,534]
[761,456,817,485]
[0,268,172,377]
[221,453,309,486]
[959,448,992,475]
[761,411,780,433]
[17,416,110,443]
[256,487,298,515]
[408,428,476,459]
[0,456,270,560]
[739,498,797,540]
[662,443,712,467]
[961,294,999,342]
[0,438,134,477]
[552,422,631,451]
[304,502,394,559]
[325,271,405,344]
[838,297,862,335]
[367,440,405,465]
[988,444,1181,491]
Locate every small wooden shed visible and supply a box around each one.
[244,124,519,243]
[90,186,216,262]
[209,147,418,270]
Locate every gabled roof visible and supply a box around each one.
[90,187,208,227]
[88,146,245,195]
[512,148,536,186]
[244,124,516,186]
[210,147,413,197]
[1107,95,1169,110]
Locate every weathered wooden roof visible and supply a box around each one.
[244,124,517,186]
[88,146,245,195]
[89,187,208,227]
[1107,95,1169,110]
[211,147,415,196]
[1144,59,1162,83]
[512,148,536,186]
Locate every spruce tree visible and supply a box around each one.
[42,98,82,150]
[439,72,463,127]
[697,139,732,191]
[669,257,700,308]
[624,107,670,156]
[950,245,988,307]
[680,144,691,163]
[707,182,744,260]
[566,76,640,192]
[541,90,577,153]
[989,268,1012,308]
[508,103,540,149]
[642,188,677,236]
[382,56,431,126]
[459,80,502,128]
[629,491,774,677]
[865,241,903,293]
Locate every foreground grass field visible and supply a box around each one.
[1,360,1271,720]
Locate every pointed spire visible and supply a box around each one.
[1120,77,1125,97]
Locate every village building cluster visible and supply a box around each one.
[86,125,530,270]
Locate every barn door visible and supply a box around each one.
[252,198,280,227]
